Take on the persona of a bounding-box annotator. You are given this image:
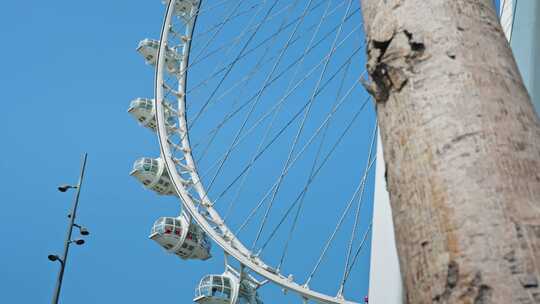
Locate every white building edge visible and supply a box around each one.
[368,2,539,303]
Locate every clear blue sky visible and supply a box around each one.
[0,1,501,303]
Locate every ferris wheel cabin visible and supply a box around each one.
[150,215,211,260]
[127,98,176,132]
[162,0,199,21]
[194,271,263,304]
[136,38,182,74]
[130,157,176,196]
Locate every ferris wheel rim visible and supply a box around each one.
[153,1,362,303]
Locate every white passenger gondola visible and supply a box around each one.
[130,157,176,195]
[149,213,211,260]
[194,269,263,304]
[136,38,182,74]
[127,98,176,132]
[162,0,199,21]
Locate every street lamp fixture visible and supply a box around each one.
[73,223,90,236]
[48,255,62,263]
[57,184,78,192]
[79,227,90,236]
[70,239,85,245]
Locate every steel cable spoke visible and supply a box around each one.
[190,0,246,67]
[187,0,332,80]
[221,0,317,222]
[234,80,367,238]
[199,0,298,202]
[259,98,373,257]
[191,1,297,61]
[249,0,336,250]
[305,153,376,286]
[210,47,364,207]
[195,43,363,200]
[191,6,359,159]
[276,52,354,270]
[165,0,338,166]
[194,1,258,40]
[343,223,373,285]
[251,0,355,251]
[188,0,281,130]
[194,0,302,164]
[338,121,377,296]
[186,0,356,111]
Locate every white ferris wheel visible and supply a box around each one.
[128,0,380,303]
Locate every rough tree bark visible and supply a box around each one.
[360,1,540,303]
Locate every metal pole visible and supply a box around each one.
[51,153,88,304]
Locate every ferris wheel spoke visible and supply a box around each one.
[214,0,318,223]
[192,19,364,174]
[178,68,365,231]
[189,0,255,72]
[276,52,355,271]
[194,2,261,41]
[190,0,256,40]
[203,45,364,212]
[188,0,335,130]
[188,1,359,124]
[175,2,272,120]
[338,121,377,297]
[186,0,352,109]
[305,150,376,288]
[191,0,303,63]
[196,18,362,143]
[257,95,370,261]
[191,0,306,164]
[255,101,372,284]
[249,0,356,251]
[342,223,372,287]
[187,0,332,76]
[195,0,303,201]
[189,0,331,69]
[195,0,231,15]
[248,0,337,250]
[216,0,318,228]
[234,78,366,242]
[263,120,333,261]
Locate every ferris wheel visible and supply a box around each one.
[128,0,377,303]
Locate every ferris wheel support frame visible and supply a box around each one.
[153,1,359,303]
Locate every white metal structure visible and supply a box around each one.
[367,134,403,304]
[500,0,540,112]
[131,0,376,303]
[500,0,515,41]
[150,213,211,260]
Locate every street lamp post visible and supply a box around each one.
[49,153,90,304]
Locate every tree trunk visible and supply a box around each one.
[360,1,540,303]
